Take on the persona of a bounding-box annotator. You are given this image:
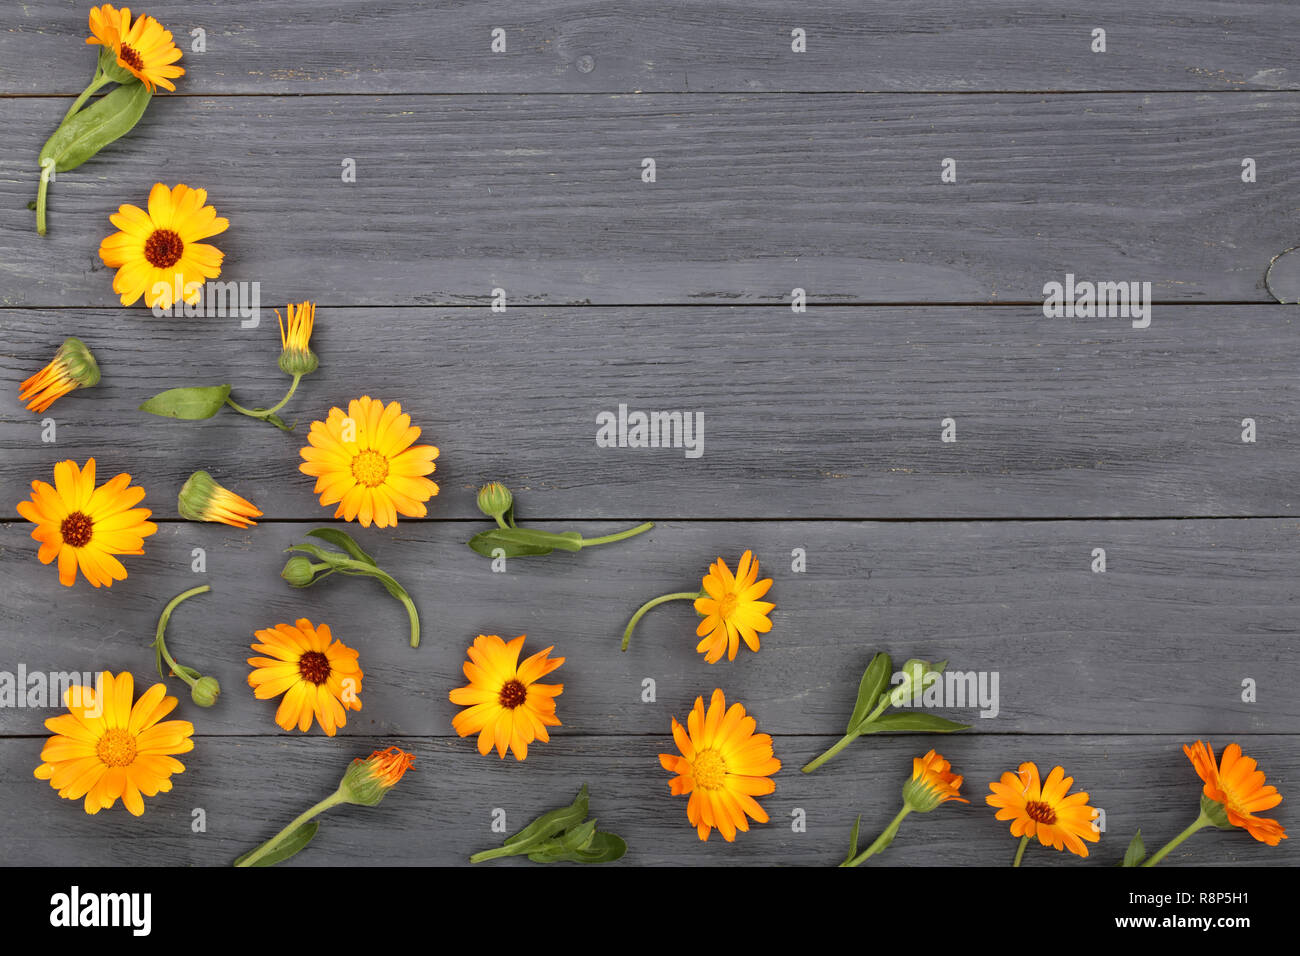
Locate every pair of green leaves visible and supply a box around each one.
[282,529,421,648]
[469,785,627,864]
[846,651,971,737]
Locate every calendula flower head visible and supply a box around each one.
[889,659,945,708]
[299,396,441,527]
[247,619,363,736]
[658,689,781,842]
[986,761,1101,857]
[86,4,185,92]
[277,301,319,376]
[16,458,156,588]
[34,671,194,815]
[339,746,416,806]
[1184,740,1286,846]
[476,481,513,521]
[449,635,564,761]
[902,749,969,813]
[98,183,228,309]
[19,337,101,413]
[693,550,774,663]
[177,470,262,528]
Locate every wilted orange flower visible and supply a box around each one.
[693,550,774,663]
[299,396,440,528]
[19,337,100,413]
[659,689,781,842]
[34,671,193,815]
[16,458,156,587]
[987,761,1100,857]
[247,620,363,735]
[1185,740,1286,846]
[449,635,564,760]
[340,746,416,806]
[86,4,184,92]
[178,470,262,528]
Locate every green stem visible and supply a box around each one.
[336,559,420,648]
[152,585,210,689]
[1012,834,1030,867]
[235,790,345,868]
[469,843,528,864]
[62,69,112,124]
[579,521,654,548]
[36,159,55,237]
[225,374,302,430]
[801,698,890,773]
[621,591,699,652]
[841,807,912,867]
[1142,813,1210,867]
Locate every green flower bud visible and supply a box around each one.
[190,676,221,707]
[477,482,513,520]
[889,659,933,708]
[281,556,319,587]
[56,337,101,388]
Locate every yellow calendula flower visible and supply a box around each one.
[34,671,194,816]
[19,337,100,413]
[694,550,775,663]
[658,689,781,842]
[178,470,262,528]
[987,761,1101,861]
[16,458,156,588]
[299,395,440,528]
[277,301,319,376]
[449,635,564,761]
[98,183,228,309]
[247,620,363,736]
[86,4,184,92]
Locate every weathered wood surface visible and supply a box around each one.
[1,520,1296,737]
[3,307,1299,520]
[3,93,1298,306]
[3,1,1298,95]
[1,734,1294,866]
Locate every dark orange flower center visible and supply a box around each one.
[60,511,93,548]
[498,679,527,709]
[144,228,184,268]
[1026,800,1057,825]
[298,650,332,685]
[96,728,138,768]
[692,748,727,790]
[351,450,390,488]
[118,44,145,71]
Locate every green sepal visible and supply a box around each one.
[139,385,231,420]
[847,652,891,733]
[233,820,319,867]
[854,712,971,735]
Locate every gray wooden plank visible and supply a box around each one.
[2,93,1296,306]
[1,734,1293,865]
[3,306,1299,520]
[1,520,1295,738]
[2,1,1297,94]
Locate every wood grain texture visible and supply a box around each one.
[2,1,1297,95]
[2,307,1298,521]
[1,519,1295,738]
[3,93,1297,307]
[1,734,1293,866]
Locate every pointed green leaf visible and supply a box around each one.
[1121,830,1146,867]
[139,385,231,420]
[503,785,590,848]
[847,652,891,733]
[39,80,152,174]
[233,820,319,867]
[467,528,585,558]
[855,712,971,735]
[307,528,378,566]
[842,815,862,865]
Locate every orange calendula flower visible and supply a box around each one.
[19,337,101,413]
[903,749,969,812]
[693,550,774,663]
[340,746,416,806]
[247,619,363,736]
[659,689,781,842]
[177,470,262,528]
[98,183,228,309]
[86,4,185,92]
[299,395,440,528]
[277,301,319,376]
[34,671,194,816]
[987,761,1100,858]
[449,635,564,761]
[16,457,156,588]
[1185,740,1286,846]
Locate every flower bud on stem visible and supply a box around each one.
[150,585,221,707]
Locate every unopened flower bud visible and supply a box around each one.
[889,658,941,708]
[281,556,318,587]
[178,470,263,528]
[190,676,221,707]
[477,481,513,520]
[338,746,416,806]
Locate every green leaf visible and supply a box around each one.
[467,528,585,558]
[1121,830,1146,867]
[284,542,337,564]
[139,384,231,420]
[233,820,319,867]
[503,785,590,848]
[847,652,891,733]
[528,830,627,864]
[39,80,152,173]
[842,815,862,865]
[307,528,377,566]
[855,712,971,735]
